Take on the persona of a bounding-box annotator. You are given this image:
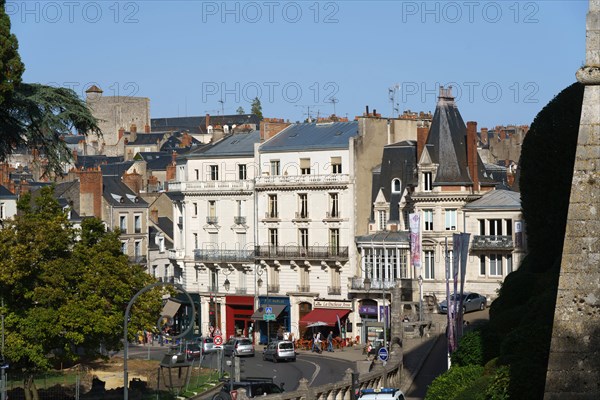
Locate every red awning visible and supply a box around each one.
[300,308,351,326]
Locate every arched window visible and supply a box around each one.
[392,178,401,193]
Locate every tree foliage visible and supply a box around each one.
[451,330,484,367]
[250,97,263,119]
[0,187,161,385]
[236,106,245,115]
[425,364,484,400]
[0,2,100,177]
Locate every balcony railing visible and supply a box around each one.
[206,216,219,225]
[471,235,514,250]
[236,288,248,294]
[168,249,184,260]
[255,245,349,260]
[129,255,147,264]
[256,174,350,186]
[294,212,309,219]
[264,212,279,219]
[234,216,246,225]
[325,211,341,219]
[207,285,219,293]
[168,180,254,192]
[267,284,280,293]
[297,285,311,293]
[194,249,255,263]
[350,277,397,290]
[328,286,342,295]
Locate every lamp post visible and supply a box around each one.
[124,282,196,400]
[418,275,423,322]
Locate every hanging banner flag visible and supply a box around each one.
[457,232,471,338]
[409,213,421,268]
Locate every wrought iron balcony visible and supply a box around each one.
[234,216,246,225]
[235,288,248,294]
[264,212,279,219]
[206,216,219,225]
[297,285,311,293]
[168,248,184,260]
[255,245,349,261]
[129,255,147,264]
[350,277,396,290]
[328,286,342,295]
[207,285,219,293]
[168,180,254,192]
[325,211,341,219]
[267,284,280,293]
[471,235,514,250]
[255,174,350,186]
[294,212,310,219]
[194,249,255,263]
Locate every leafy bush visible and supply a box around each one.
[451,330,483,367]
[424,365,484,400]
[485,365,510,400]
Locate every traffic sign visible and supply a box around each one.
[263,313,276,321]
[378,347,389,362]
[214,335,223,346]
[265,306,273,314]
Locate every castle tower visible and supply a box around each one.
[544,1,600,397]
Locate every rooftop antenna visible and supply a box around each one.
[294,104,320,123]
[327,97,339,115]
[218,99,225,115]
[388,84,399,118]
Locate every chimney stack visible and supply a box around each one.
[259,118,290,141]
[466,121,480,191]
[417,126,429,161]
[78,167,103,218]
[150,208,159,224]
[118,127,125,141]
[205,114,210,130]
[122,169,143,195]
[365,105,369,116]
[144,124,150,133]
[130,124,137,134]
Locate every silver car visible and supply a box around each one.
[195,336,217,354]
[262,340,296,362]
[223,337,255,357]
[438,292,487,314]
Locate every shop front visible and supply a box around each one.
[225,295,254,339]
[299,300,352,340]
[251,296,290,344]
[358,300,378,344]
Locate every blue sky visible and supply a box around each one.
[9,1,589,128]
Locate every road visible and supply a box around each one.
[405,308,490,400]
[123,344,354,391]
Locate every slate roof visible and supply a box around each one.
[102,176,148,207]
[157,216,173,239]
[75,155,124,170]
[151,114,261,134]
[259,121,359,152]
[370,140,418,221]
[100,161,135,177]
[0,185,16,198]
[463,189,521,210]
[425,89,495,186]
[187,131,260,158]
[127,133,167,145]
[62,135,86,145]
[356,231,410,243]
[135,152,173,170]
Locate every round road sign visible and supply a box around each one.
[214,335,223,346]
[378,347,389,362]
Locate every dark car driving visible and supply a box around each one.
[212,378,284,400]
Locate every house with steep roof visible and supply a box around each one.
[0,185,18,222]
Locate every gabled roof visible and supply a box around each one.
[100,161,135,177]
[425,88,495,186]
[157,216,173,239]
[187,131,260,158]
[62,134,86,145]
[127,133,167,145]
[259,121,359,152]
[102,176,148,207]
[135,152,173,170]
[463,189,521,210]
[0,185,16,198]
[75,155,124,170]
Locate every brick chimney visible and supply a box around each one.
[480,127,488,145]
[129,124,137,142]
[130,124,137,134]
[72,149,78,164]
[144,124,150,133]
[260,118,290,141]
[147,175,159,192]
[150,208,159,224]
[180,132,192,147]
[417,126,429,161]
[166,151,177,182]
[19,180,29,195]
[466,121,480,191]
[205,114,210,131]
[78,167,103,218]
[122,169,143,195]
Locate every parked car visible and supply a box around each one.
[184,343,202,360]
[262,340,296,362]
[195,336,218,353]
[359,388,405,400]
[212,377,284,400]
[438,292,487,314]
[223,337,255,357]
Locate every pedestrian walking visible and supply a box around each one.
[327,331,334,352]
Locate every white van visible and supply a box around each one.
[262,340,296,362]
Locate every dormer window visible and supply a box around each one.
[392,178,401,193]
[207,125,214,134]
[423,172,433,191]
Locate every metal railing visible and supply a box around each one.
[167,248,184,260]
[325,211,341,219]
[294,212,309,219]
[328,286,342,295]
[236,288,248,294]
[350,277,397,290]
[128,255,147,264]
[255,245,348,260]
[168,180,254,192]
[206,216,219,224]
[264,211,279,219]
[255,174,350,185]
[267,284,280,293]
[234,216,246,225]
[297,285,310,293]
[194,249,255,262]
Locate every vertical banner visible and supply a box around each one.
[515,220,523,249]
[451,234,461,351]
[457,233,470,338]
[409,213,421,268]
[445,237,455,355]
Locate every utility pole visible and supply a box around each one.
[327,97,339,116]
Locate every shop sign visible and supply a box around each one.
[314,300,352,309]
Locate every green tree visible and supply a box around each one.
[236,106,245,115]
[0,187,161,399]
[0,1,100,177]
[250,97,263,119]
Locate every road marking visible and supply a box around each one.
[296,358,320,385]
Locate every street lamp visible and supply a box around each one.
[222,267,233,292]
